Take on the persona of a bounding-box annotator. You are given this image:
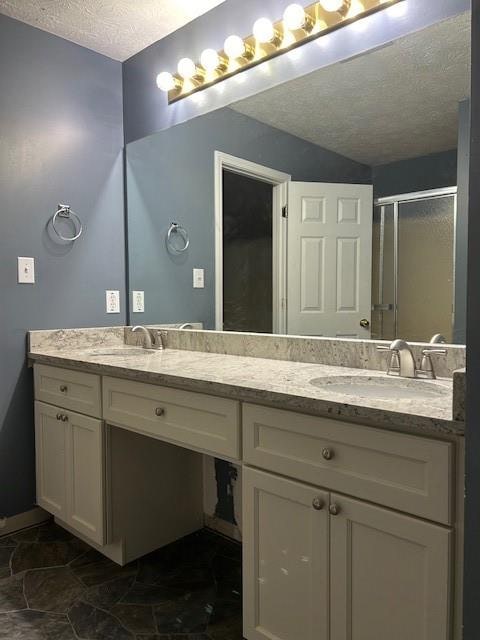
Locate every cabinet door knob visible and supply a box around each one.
[61,414,69,422]
[155,407,165,417]
[329,503,341,516]
[312,497,325,511]
[60,385,68,393]
[56,413,62,421]
[322,447,334,461]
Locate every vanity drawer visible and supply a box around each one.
[34,364,101,418]
[103,377,241,459]
[243,404,453,524]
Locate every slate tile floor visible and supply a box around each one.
[0,521,243,639]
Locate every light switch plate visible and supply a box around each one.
[193,268,205,289]
[132,290,145,313]
[18,257,35,284]
[106,290,120,314]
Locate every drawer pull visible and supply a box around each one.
[322,447,334,461]
[329,503,341,516]
[56,413,62,421]
[154,407,165,417]
[312,497,325,511]
[60,385,68,393]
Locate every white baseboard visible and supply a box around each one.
[0,507,50,537]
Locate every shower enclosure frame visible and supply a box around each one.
[374,186,457,340]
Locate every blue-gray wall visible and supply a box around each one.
[123,0,470,143]
[372,149,458,197]
[127,107,371,327]
[0,15,125,517]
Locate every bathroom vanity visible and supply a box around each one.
[28,327,465,640]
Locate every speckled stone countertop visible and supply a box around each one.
[28,343,463,438]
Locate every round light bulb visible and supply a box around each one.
[156,72,176,92]
[224,34,246,59]
[320,0,345,11]
[283,4,307,30]
[177,57,197,79]
[200,48,220,71]
[348,0,365,17]
[253,17,275,43]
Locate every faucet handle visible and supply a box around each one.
[377,344,400,376]
[422,348,447,356]
[419,348,447,379]
[151,329,167,350]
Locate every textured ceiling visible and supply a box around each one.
[0,0,225,60]
[231,13,471,166]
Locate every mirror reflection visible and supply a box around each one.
[126,13,470,344]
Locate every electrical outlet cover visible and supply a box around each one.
[132,290,145,313]
[106,290,120,314]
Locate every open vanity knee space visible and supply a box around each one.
[28,327,466,640]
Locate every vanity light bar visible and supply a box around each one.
[157,0,405,104]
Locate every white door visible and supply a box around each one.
[287,182,373,337]
[66,411,105,545]
[35,401,67,518]
[243,467,329,640]
[329,494,451,640]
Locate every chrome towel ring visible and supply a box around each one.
[167,222,189,253]
[51,204,83,242]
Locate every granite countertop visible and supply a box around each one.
[28,344,463,438]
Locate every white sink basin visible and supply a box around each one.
[309,375,449,400]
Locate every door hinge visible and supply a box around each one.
[282,205,288,218]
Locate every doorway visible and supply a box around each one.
[222,171,274,333]
[214,152,290,333]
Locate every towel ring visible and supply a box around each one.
[167,222,189,253]
[51,204,83,242]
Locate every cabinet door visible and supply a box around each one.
[243,466,329,640]
[330,494,451,640]
[35,402,67,518]
[65,411,105,545]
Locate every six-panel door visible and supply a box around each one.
[35,401,67,519]
[329,494,452,640]
[243,466,329,640]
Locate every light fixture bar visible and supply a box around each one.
[163,0,405,104]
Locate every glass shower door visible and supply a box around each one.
[372,190,456,342]
[397,194,455,342]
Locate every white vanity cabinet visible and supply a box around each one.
[243,466,451,640]
[242,404,455,640]
[329,494,451,640]
[32,362,458,640]
[243,467,330,640]
[34,401,105,545]
[34,364,105,545]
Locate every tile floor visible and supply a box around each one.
[0,520,243,639]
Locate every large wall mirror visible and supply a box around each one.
[126,12,470,344]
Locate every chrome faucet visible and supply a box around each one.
[131,326,165,350]
[132,326,153,349]
[378,338,447,379]
[430,334,447,345]
[377,339,417,378]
